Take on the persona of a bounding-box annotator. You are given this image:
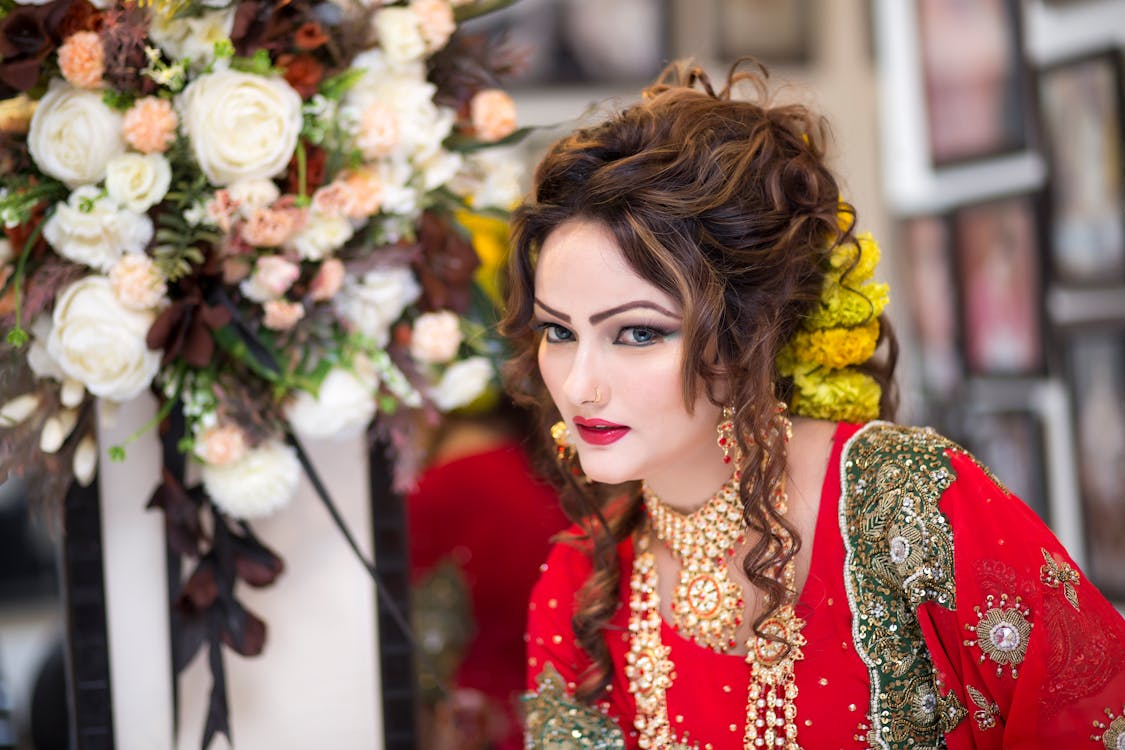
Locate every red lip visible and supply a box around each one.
[573,417,630,445]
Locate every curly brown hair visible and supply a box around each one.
[500,59,897,702]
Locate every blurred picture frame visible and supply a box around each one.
[714,0,814,64]
[915,0,1030,167]
[953,194,1046,376]
[960,409,1049,523]
[1037,49,1125,286]
[1064,326,1125,600]
[899,215,963,397]
[462,0,669,87]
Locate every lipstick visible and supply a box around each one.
[573,417,630,445]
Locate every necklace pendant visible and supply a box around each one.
[674,560,743,652]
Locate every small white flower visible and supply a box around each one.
[44,187,154,272]
[0,394,41,427]
[410,311,462,364]
[334,266,422,347]
[285,363,378,440]
[105,153,172,213]
[28,80,125,187]
[73,434,98,487]
[201,439,301,519]
[228,178,282,218]
[47,276,161,402]
[417,148,463,192]
[429,356,493,411]
[148,7,235,68]
[373,7,426,65]
[286,210,354,261]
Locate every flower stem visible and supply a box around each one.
[5,217,47,348]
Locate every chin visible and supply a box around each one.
[577,457,642,486]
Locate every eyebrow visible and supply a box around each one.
[534,299,679,325]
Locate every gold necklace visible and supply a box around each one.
[627,511,805,750]
[643,473,745,653]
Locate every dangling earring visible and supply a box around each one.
[551,420,589,483]
[716,406,743,467]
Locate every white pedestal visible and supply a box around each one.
[96,397,384,750]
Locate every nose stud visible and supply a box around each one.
[583,387,602,405]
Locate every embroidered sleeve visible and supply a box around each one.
[840,423,1125,750]
[523,663,625,749]
[920,446,1125,749]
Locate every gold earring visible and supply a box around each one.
[551,420,591,484]
[716,406,742,466]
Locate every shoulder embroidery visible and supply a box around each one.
[839,422,962,750]
[1092,704,1125,749]
[523,663,625,750]
[1039,547,1081,611]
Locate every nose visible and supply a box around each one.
[562,341,604,408]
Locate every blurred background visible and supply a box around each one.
[1,0,1123,747]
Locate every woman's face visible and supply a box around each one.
[533,219,729,503]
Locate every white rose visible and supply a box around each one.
[376,158,420,217]
[287,210,354,261]
[228,178,281,217]
[464,148,523,209]
[148,7,235,68]
[418,148,462,193]
[47,276,161,402]
[105,153,172,213]
[27,315,65,381]
[44,187,154,272]
[335,266,421,346]
[373,7,426,65]
[201,440,301,519]
[179,70,302,187]
[429,356,493,411]
[410,311,462,364]
[285,364,378,440]
[28,80,125,187]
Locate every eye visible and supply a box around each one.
[535,322,575,343]
[615,326,669,346]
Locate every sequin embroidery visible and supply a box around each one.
[523,663,625,749]
[962,594,1032,678]
[1039,547,1081,612]
[839,422,963,750]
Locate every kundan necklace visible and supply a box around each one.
[628,478,805,750]
[643,473,745,652]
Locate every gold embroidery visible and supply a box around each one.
[523,663,625,749]
[963,594,1032,678]
[1039,547,1081,611]
[1093,704,1125,749]
[840,422,963,750]
[966,685,1000,731]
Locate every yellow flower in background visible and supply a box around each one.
[456,209,509,308]
[804,278,889,330]
[785,319,880,370]
[828,232,880,283]
[788,365,882,423]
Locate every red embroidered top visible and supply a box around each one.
[524,422,1125,749]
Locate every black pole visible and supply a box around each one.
[368,441,417,750]
[61,475,114,750]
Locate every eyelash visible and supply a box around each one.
[533,322,673,347]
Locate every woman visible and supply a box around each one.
[501,60,1125,749]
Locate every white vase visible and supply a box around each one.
[95,395,385,749]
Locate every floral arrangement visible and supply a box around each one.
[0,0,524,742]
[776,208,889,423]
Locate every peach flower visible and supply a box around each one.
[109,253,167,311]
[241,207,298,247]
[241,255,300,302]
[309,258,346,302]
[206,189,241,232]
[57,32,105,90]
[470,89,517,143]
[358,102,399,160]
[341,170,384,219]
[263,299,306,330]
[412,0,455,52]
[195,423,248,466]
[122,97,178,154]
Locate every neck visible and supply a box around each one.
[642,457,735,514]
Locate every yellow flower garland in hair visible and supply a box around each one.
[777,216,888,422]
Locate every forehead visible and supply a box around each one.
[534,219,678,312]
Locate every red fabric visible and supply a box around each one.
[526,422,1125,748]
[409,442,568,749]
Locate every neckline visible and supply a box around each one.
[634,420,851,659]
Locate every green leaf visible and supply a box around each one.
[109,445,126,462]
[453,0,521,22]
[443,126,535,153]
[318,68,366,101]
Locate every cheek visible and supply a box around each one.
[537,339,564,403]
